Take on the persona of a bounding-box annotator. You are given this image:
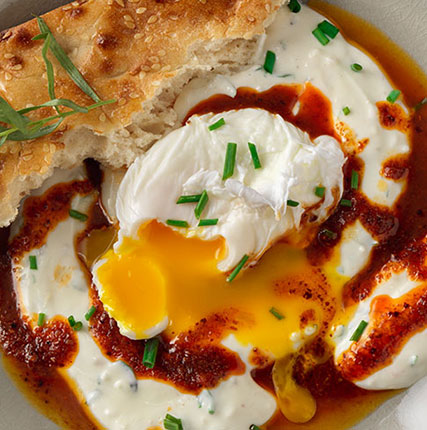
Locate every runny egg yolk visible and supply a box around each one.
[94,221,336,358]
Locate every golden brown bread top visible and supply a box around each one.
[0,0,284,227]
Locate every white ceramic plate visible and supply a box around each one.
[0,0,426,429]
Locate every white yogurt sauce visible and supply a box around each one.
[9,3,418,428]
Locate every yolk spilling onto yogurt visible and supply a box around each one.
[94,220,336,358]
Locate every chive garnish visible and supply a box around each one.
[176,194,202,204]
[387,89,401,104]
[164,413,183,430]
[249,425,262,430]
[68,315,76,327]
[222,142,237,180]
[287,0,301,13]
[85,306,96,321]
[143,337,159,369]
[351,63,363,72]
[73,321,83,331]
[263,50,276,74]
[69,209,88,222]
[194,190,208,219]
[208,118,225,131]
[312,28,329,46]
[226,254,249,283]
[166,219,189,228]
[343,106,351,116]
[287,200,300,207]
[351,170,359,190]
[29,255,38,270]
[340,199,352,207]
[350,320,368,341]
[315,186,325,198]
[198,218,219,226]
[269,307,285,320]
[321,229,337,240]
[414,97,427,111]
[318,20,339,39]
[37,313,46,327]
[248,142,262,169]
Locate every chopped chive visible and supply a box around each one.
[194,190,209,219]
[222,142,237,180]
[351,63,363,72]
[37,313,46,327]
[287,0,301,13]
[73,321,83,331]
[350,320,368,342]
[263,50,276,74]
[340,199,352,207]
[248,142,262,169]
[69,209,88,222]
[29,255,38,270]
[198,218,219,226]
[312,27,329,46]
[226,254,249,283]
[318,20,339,39]
[269,307,285,320]
[315,186,325,198]
[166,219,189,228]
[68,315,76,327]
[176,194,201,204]
[387,89,401,104]
[208,118,225,131]
[414,97,427,111]
[85,306,96,321]
[164,413,183,430]
[321,229,337,240]
[351,170,359,190]
[343,106,351,116]
[250,426,262,430]
[143,337,159,369]
[287,200,300,207]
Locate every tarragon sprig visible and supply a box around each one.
[0,16,116,147]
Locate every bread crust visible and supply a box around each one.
[0,0,284,227]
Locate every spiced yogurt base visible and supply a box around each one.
[1,2,427,430]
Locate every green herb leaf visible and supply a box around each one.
[343,106,351,116]
[318,20,339,39]
[269,307,285,320]
[312,28,329,46]
[40,33,57,109]
[414,97,427,111]
[263,50,276,74]
[194,190,209,219]
[287,0,301,13]
[85,306,96,321]
[287,199,300,207]
[321,229,337,240]
[166,219,189,228]
[0,97,29,133]
[37,313,46,327]
[387,89,401,104]
[198,218,219,226]
[351,63,363,72]
[29,255,38,270]
[143,337,160,369]
[164,413,183,430]
[351,170,359,190]
[69,209,88,222]
[176,194,202,204]
[73,321,83,331]
[340,198,352,207]
[315,186,325,198]
[350,320,368,341]
[248,142,262,169]
[68,315,76,327]
[36,16,101,103]
[208,118,225,131]
[226,254,249,283]
[222,142,237,180]
[249,425,262,430]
